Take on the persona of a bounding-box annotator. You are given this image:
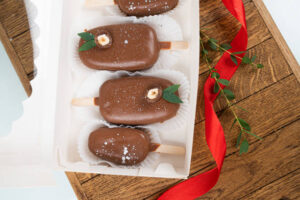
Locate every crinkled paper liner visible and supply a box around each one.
[104,0,187,18]
[73,69,190,130]
[78,119,160,169]
[69,15,183,78]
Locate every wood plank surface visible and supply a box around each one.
[253,0,300,82]
[2,0,300,199]
[244,168,300,200]
[199,2,271,75]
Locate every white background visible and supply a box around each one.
[263,0,300,64]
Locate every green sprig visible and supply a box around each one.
[200,32,264,155]
[201,31,264,69]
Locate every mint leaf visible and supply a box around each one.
[220,43,232,50]
[79,40,97,52]
[236,131,242,148]
[243,130,263,140]
[230,119,237,131]
[232,51,247,55]
[219,79,230,86]
[234,105,249,113]
[164,84,180,93]
[162,85,183,104]
[78,32,94,41]
[213,82,219,93]
[230,55,238,65]
[211,72,220,79]
[163,92,183,104]
[208,38,218,50]
[242,56,251,64]
[257,64,264,68]
[223,89,235,100]
[237,118,251,131]
[251,55,257,62]
[239,139,249,155]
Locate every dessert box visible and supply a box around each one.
[0,0,199,186]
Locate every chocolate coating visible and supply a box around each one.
[115,0,179,16]
[88,127,151,165]
[79,24,160,71]
[98,76,180,125]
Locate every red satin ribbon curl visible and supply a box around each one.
[158,0,248,199]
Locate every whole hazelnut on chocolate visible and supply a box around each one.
[95,30,112,49]
[146,85,163,103]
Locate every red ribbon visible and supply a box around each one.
[158,0,248,199]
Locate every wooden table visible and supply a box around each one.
[1,0,300,199]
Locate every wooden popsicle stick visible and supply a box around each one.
[71,97,98,106]
[85,0,115,7]
[159,41,189,50]
[153,144,186,155]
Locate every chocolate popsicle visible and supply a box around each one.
[88,127,185,166]
[78,23,188,71]
[72,76,182,125]
[85,0,179,16]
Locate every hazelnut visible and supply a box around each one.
[95,30,112,49]
[146,86,162,103]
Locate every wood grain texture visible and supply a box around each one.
[66,172,89,200]
[147,117,300,200]
[192,74,300,173]
[244,168,300,200]
[197,119,300,199]
[196,38,292,123]
[0,22,31,95]
[200,0,250,26]
[253,0,300,83]
[0,0,30,38]
[10,30,34,75]
[199,2,271,75]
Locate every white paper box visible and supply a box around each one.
[0,0,199,186]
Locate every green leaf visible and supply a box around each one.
[208,38,218,51]
[230,119,237,131]
[220,43,232,50]
[239,139,249,155]
[218,79,230,86]
[232,51,247,55]
[202,49,208,55]
[237,118,251,131]
[162,92,183,104]
[211,72,220,79]
[163,85,183,104]
[243,130,263,140]
[230,55,238,65]
[251,55,257,62]
[257,64,264,68]
[236,131,242,148]
[242,56,251,64]
[234,105,249,113]
[164,84,180,93]
[79,40,97,52]
[213,82,219,93]
[78,32,94,41]
[223,89,235,100]
[207,57,213,63]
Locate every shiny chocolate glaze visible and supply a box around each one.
[88,127,150,165]
[79,24,160,71]
[115,0,179,16]
[98,76,180,125]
